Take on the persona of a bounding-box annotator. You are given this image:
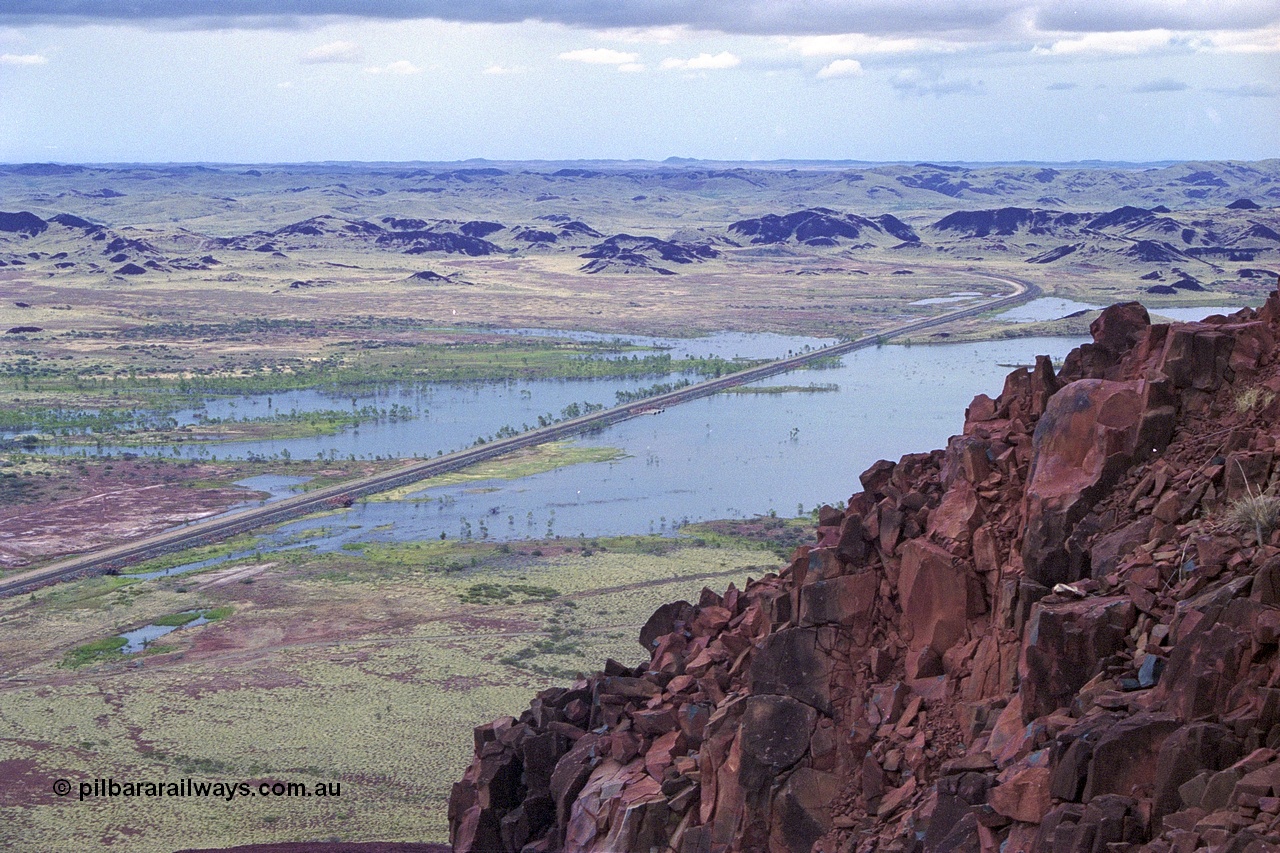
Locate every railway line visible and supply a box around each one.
[0,273,1039,597]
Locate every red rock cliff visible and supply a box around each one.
[449,294,1280,853]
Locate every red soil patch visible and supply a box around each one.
[0,459,252,569]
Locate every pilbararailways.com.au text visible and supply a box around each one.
[55,778,342,802]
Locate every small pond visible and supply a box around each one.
[118,611,213,653]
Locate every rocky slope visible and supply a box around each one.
[449,293,1280,852]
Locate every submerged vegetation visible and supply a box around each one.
[1,333,762,448]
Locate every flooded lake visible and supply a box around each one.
[996,298,1252,325]
[128,336,1090,570]
[32,328,841,462]
[1148,306,1250,323]
[994,297,1101,322]
[318,336,1088,542]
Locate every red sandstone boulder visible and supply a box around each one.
[1019,595,1135,721]
[748,627,835,714]
[899,539,984,678]
[1021,378,1173,586]
[990,765,1052,823]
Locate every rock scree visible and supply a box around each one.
[450,293,1280,853]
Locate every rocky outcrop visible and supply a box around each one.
[450,293,1280,852]
[728,209,919,246]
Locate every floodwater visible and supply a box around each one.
[996,299,1252,326]
[46,332,1117,577]
[499,328,841,360]
[1149,306,1249,323]
[31,328,840,461]
[909,292,986,306]
[208,336,1088,556]
[326,336,1086,541]
[118,612,212,653]
[994,298,1101,323]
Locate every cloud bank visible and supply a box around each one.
[660,51,739,70]
[0,52,48,64]
[3,1,1276,38]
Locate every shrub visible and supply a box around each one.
[1229,494,1280,543]
[1234,385,1276,413]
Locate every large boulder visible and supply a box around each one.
[737,694,817,793]
[1021,378,1174,586]
[899,539,983,676]
[1020,595,1136,721]
[749,628,835,714]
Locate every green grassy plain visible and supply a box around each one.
[0,529,785,851]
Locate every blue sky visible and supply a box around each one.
[0,2,1276,163]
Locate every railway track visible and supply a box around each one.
[0,273,1039,597]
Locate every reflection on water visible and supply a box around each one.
[1149,306,1249,323]
[994,298,1101,323]
[108,335,1094,578]
[909,292,986,306]
[118,612,211,653]
[247,336,1086,553]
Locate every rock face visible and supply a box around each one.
[450,293,1280,852]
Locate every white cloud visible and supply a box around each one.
[482,63,522,74]
[593,26,694,45]
[0,52,47,65]
[661,51,740,70]
[365,60,421,75]
[301,40,362,64]
[1032,30,1177,55]
[5,2,1280,43]
[817,58,863,78]
[558,48,640,65]
[1197,26,1280,53]
[787,33,941,56]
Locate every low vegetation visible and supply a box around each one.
[1234,385,1276,413]
[1229,493,1280,542]
[0,521,797,850]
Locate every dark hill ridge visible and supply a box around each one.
[512,221,603,245]
[728,209,918,245]
[1241,223,1280,243]
[385,231,504,256]
[272,216,383,238]
[579,234,719,274]
[1124,239,1195,264]
[48,213,97,230]
[1026,243,1080,264]
[930,207,1088,238]
[451,295,1280,853]
[0,211,49,236]
[1087,205,1157,230]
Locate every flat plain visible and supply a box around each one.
[1,159,1277,849]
